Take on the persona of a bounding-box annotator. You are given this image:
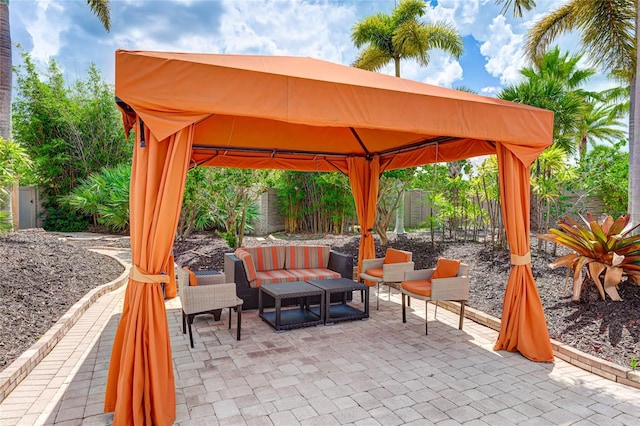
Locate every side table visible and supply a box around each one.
[259,281,325,331]
[307,278,369,324]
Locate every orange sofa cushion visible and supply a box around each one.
[245,246,286,271]
[384,248,411,264]
[235,248,258,283]
[182,266,198,286]
[285,245,330,269]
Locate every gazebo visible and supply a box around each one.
[106,50,554,425]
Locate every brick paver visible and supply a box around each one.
[2,250,640,424]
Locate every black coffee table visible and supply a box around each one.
[307,278,369,325]
[258,281,324,331]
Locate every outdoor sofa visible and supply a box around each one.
[224,245,354,310]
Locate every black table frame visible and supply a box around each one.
[307,278,369,325]
[258,281,325,331]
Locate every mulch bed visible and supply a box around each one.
[2,230,639,373]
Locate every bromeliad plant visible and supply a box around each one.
[538,213,640,301]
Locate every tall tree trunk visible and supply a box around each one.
[0,1,13,229]
[631,8,640,231]
[391,56,406,235]
[393,191,406,235]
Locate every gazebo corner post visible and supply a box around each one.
[347,156,380,276]
[105,120,195,425]
[493,143,554,362]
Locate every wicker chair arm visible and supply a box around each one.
[403,268,434,281]
[360,258,384,271]
[382,261,414,282]
[181,283,242,315]
[430,277,470,301]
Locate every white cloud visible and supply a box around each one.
[423,56,463,88]
[217,0,358,64]
[24,0,68,64]
[480,86,501,96]
[479,15,526,85]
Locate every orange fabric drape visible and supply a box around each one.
[104,121,194,425]
[165,255,177,298]
[347,157,380,275]
[493,143,554,362]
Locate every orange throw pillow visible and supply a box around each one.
[431,258,461,280]
[384,248,411,264]
[183,266,198,286]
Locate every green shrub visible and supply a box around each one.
[42,206,89,232]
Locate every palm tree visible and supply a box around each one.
[576,103,626,161]
[495,0,639,228]
[352,0,463,79]
[498,73,586,155]
[519,46,627,161]
[351,0,463,235]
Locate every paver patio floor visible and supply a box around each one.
[2,268,640,425]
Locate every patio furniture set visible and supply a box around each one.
[177,244,470,347]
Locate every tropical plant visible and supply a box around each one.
[530,146,577,238]
[0,1,111,227]
[12,52,130,229]
[177,167,221,241]
[375,169,415,245]
[469,157,501,244]
[496,0,639,234]
[275,171,355,234]
[577,142,629,218]
[62,163,131,232]
[518,46,627,161]
[351,0,463,234]
[575,102,626,161]
[0,136,32,231]
[499,49,595,156]
[538,213,640,302]
[209,168,276,249]
[351,0,463,77]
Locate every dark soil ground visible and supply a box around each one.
[2,229,639,373]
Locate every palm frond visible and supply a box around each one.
[525,3,576,65]
[86,0,111,32]
[577,0,635,78]
[495,0,537,18]
[391,0,426,24]
[352,46,393,72]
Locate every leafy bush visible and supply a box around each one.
[42,205,89,232]
[0,212,12,233]
[62,163,130,232]
[538,213,640,301]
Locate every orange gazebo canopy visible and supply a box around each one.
[107,50,555,426]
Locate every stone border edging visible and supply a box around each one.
[437,300,640,389]
[0,249,131,403]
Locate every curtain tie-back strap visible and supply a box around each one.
[130,265,169,283]
[510,252,531,265]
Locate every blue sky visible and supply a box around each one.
[9,0,613,98]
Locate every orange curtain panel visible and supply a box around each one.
[347,157,380,275]
[493,143,554,362]
[104,121,194,425]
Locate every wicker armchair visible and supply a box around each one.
[400,259,469,335]
[177,266,243,348]
[359,248,414,310]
